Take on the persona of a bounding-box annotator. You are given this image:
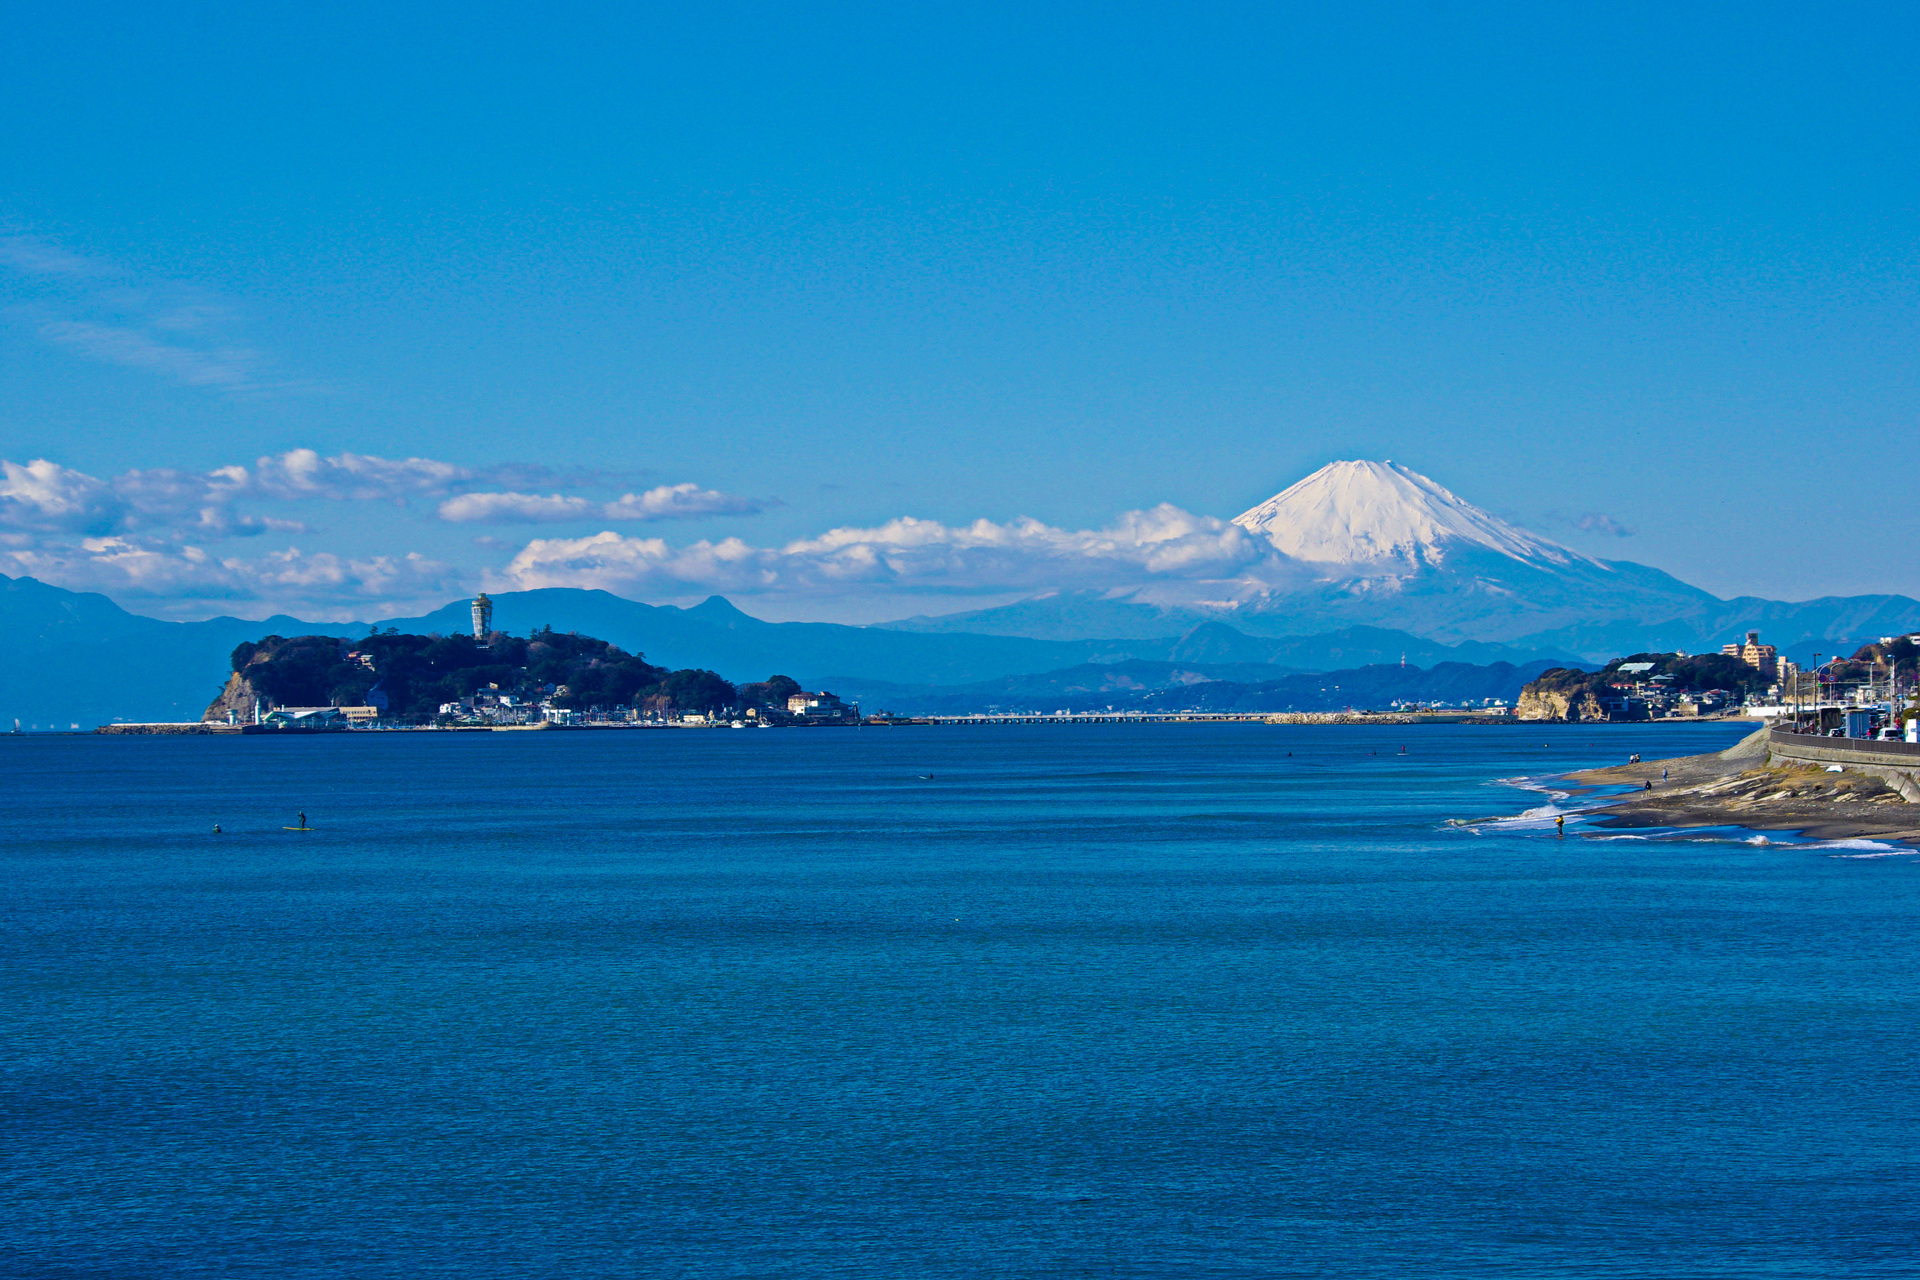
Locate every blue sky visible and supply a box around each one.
[3,2,1917,620]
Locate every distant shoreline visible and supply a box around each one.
[78,714,1765,736]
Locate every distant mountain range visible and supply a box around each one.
[883,460,1920,655]
[831,658,1568,717]
[0,576,1576,728]
[5,458,1916,727]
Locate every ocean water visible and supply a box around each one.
[6,721,1920,1279]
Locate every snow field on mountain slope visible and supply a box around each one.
[1232,460,1596,570]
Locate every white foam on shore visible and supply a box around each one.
[1475,769,1917,856]
[1500,823,1913,855]
[1819,839,1914,857]
[1473,774,1627,835]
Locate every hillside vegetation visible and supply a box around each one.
[211,628,793,721]
[1516,652,1771,721]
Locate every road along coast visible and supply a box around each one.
[1561,726,1920,845]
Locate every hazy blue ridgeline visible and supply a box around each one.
[0,578,1581,726]
[8,722,1920,1278]
[7,571,1920,726]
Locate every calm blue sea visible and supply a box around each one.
[6,722,1920,1279]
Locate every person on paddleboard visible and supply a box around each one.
[298,811,306,829]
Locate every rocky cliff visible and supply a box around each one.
[202,671,266,724]
[1515,685,1607,722]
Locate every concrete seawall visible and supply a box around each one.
[1767,728,1920,803]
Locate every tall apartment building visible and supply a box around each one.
[1721,630,1778,679]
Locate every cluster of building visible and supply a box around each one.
[1595,663,1737,720]
[259,687,861,730]
[1767,632,1919,741]
[1704,629,1920,740]
[1521,630,1918,730]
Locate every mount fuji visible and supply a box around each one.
[1231,459,1596,571]
[886,460,1920,658]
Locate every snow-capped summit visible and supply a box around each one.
[1232,460,1594,570]
[891,457,1726,651]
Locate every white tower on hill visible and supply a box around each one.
[471,593,493,640]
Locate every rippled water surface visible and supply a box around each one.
[7,721,1920,1278]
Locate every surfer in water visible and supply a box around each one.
[1556,814,1565,835]
[297,811,307,829]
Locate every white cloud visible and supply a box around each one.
[0,233,296,396]
[496,504,1273,598]
[0,446,767,618]
[437,482,767,524]
[36,320,263,390]
[602,483,768,521]
[0,236,104,278]
[2,538,463,619]
[437,492,599,523]
[0,459,121,534]
[250,448,474,502]
[0,449,696,544]
[1573,512,1635,538]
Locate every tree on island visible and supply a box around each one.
[215,630,818,723]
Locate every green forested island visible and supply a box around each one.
[204,628,850,726]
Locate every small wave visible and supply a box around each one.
[1492,775,1571,799]
[1549,827,1913,855]
[1819,838,1914,857]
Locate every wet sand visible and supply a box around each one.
[1562,728,1920,845]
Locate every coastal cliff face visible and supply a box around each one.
[1515,687,1607,721]
[202,635,302,723]
[202,671,265,724]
